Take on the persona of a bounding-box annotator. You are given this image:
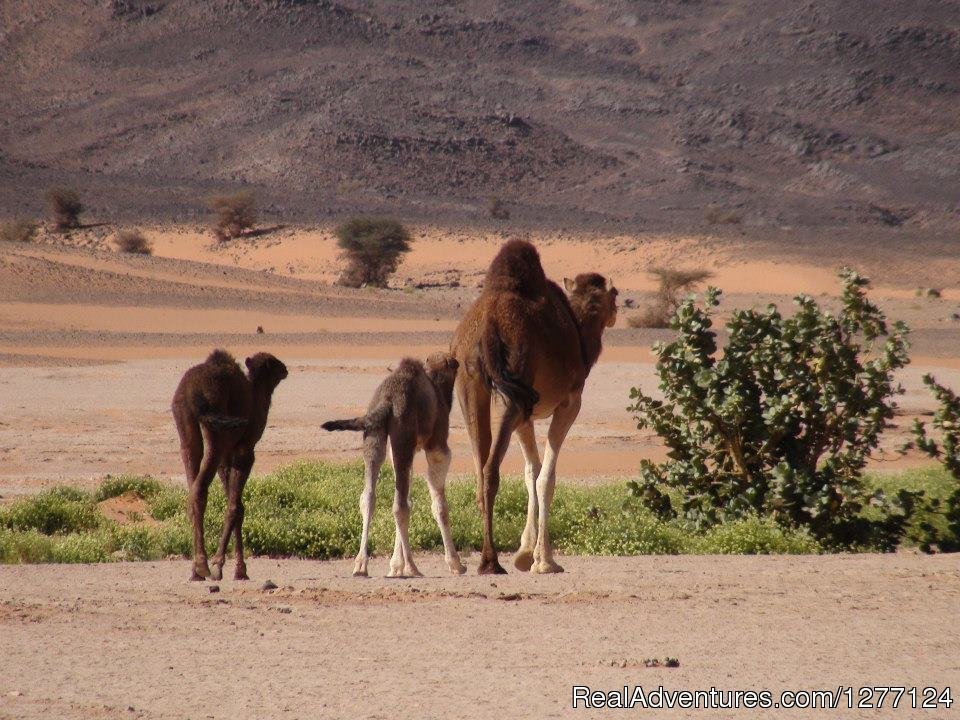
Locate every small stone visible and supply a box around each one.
[275,605,292,614]
[208,585,220,593]
[261,579,278,591]
[9,691,22,697]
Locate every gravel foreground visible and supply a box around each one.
[1,554,957,719]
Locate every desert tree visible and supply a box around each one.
[334,217,411,288]
[209,191,256,242]
[628,266,713,328]
[46,188,83,231]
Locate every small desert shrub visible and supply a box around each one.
[631,266,713,328]
[46,188,83,230]
[0,487,102,535]
[488,196,510,220]
[628,305,671,329]
[113,229,152,255]
[209,191,256,242]
[629,269,914,549]
[334,217,411,288]
[705,205,743,225]
[0,218,39,243]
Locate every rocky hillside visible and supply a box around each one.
[1,0,958,234]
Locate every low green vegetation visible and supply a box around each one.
[1,462,954,565]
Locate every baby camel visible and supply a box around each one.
[322,352,465,578]
[172,349,288,581]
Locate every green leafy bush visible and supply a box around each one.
[334,217,411,288]
[94,475,166,502]
[908,375,960,551]
[0,488,103,535]
[628,269,913,549]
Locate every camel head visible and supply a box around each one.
[424,351,460,408]
[245,352,289,389]
[563,273,618,328]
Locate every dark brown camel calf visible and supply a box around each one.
[172,349,288,581]
[321,352,465,577]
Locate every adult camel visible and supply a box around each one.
[451,240,618,574]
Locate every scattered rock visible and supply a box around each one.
[261,579,278,591]
[208,585,220,593]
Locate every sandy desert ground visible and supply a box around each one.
[3,226,960,493]
[1,227,960,719]
[1,554,958,720]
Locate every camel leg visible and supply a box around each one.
[210,449,253,581]
[513,420,541,571]
[176,416,202,486]
[478,397,519,575]
[387,433,422,578]
[532,396,581,574]
[354,430,386,577]
[456,378,491,512]
[188,431,221,581]
[209,467,231,581]
[230,452,254,581]
[425,445,466,575]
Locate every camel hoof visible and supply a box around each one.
[209,564,223,581]
[449,562,467,576]
[234,569,249,581]
[513,550,534,572]
[532,559,565,574]
[352,568,369,578]
[189,572,206,582]
[192,561,211,580]
[478,559,508,575]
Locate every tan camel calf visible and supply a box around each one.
[322,352,465,578]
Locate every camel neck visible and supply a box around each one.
[249,385,275,438]
[576,313,605,371]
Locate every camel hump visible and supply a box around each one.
[205,349,238,366]
[483,239,547,297]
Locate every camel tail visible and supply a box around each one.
[479,322,539,420]
[321,403,391,433]
[199,414,249,429]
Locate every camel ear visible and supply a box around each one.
[245,357,253,370]
[563,277,576,292]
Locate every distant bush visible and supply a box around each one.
[705,205,743,225]
[209,191,256,242]
[334,217,411,288]
[46,188,83,230]
[631,266,713,328]
[0,218,39,243]
[488,196,510,220]
[628,268,915,549]
[113,229,152,255]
